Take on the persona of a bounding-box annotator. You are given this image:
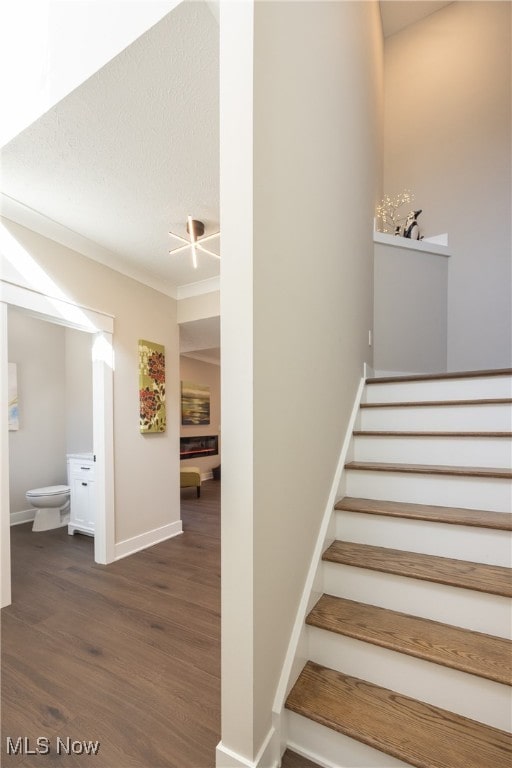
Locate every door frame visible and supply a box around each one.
[1,279,115,607]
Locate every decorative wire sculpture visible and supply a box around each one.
[376,190,423,239]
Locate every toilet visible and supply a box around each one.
[26,485,71,532]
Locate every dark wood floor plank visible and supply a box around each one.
[335,497,512,530]
[280,749,322,767]
[286,662,512,768]
[307,595,512,685]
[323,541,512,597]
[1,480,221,767]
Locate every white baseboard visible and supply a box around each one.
[202,470,214,481]
[10,509,35,526]
[114,520,183,561]
[216,727,278,768]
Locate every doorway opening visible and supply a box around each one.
[1,281,115,607]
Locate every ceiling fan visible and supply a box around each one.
[168,216,220,269]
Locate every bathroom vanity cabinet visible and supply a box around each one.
[67,454,95,536]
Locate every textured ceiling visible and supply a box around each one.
[0,1,219,297]
[1,0,450,355]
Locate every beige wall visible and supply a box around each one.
[8,309,67,513]
[8,313,94,515]
[384,1,511,370]
[65,326,94,454]
[219,1,383,761]
[1,218,180,544]
[179,355,220,476]
[177,290,220,324]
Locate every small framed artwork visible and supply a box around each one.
[8,363,19,431]
[181,381,210,426]
[139,340,166,433]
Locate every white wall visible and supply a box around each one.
[374,240,448,373]
[1,217,180,545]
[384,1,512,371]
[8,309,67,514]
[180,355,220,476]
[219,1,383,763]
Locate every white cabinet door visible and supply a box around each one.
[70,476,95,532]
[68,457,95,535]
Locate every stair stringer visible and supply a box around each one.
[271,377,366,763]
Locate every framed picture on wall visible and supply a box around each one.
[8,363,19,431]
[138,340,166,433]
[181,381,210,425]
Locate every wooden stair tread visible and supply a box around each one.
[367,368,512,384]
[353,430,512,437]
[307,595,512,685]
[323,541,512,597]
[286,661,512,768]
[345,461,512,479]
[334,497,512,530]
[360,398,512,408]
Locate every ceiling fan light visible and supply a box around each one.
[186,217,205,239]
[168,218,218,269]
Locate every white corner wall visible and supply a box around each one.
[219,1,383,763]
[384,1,512,371]
[1,218,180,547]
[373,240,449,373]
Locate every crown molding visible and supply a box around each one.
[1,194,220,302]
[177,276,220,299]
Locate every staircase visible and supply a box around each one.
[285,369,512,768]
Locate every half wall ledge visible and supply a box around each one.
[373,230,453,258]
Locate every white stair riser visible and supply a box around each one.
[345,470,511,512]
[352,435,512,468]
[335,511,511,567]
[358,403,511,432]
[322,562,512,639]
[287,711,414,768]
[307,627,510,732]
[364,376,512,403]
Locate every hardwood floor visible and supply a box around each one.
[2,482,221,767]
[2,480,318,768]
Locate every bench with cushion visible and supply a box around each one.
[180,466,201,498]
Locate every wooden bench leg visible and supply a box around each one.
[196,486,201,498]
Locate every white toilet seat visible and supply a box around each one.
[26,484,70,498]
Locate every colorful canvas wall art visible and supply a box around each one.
[138,340,166,433]
[8,363,19,431]
[181,381,210,425]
